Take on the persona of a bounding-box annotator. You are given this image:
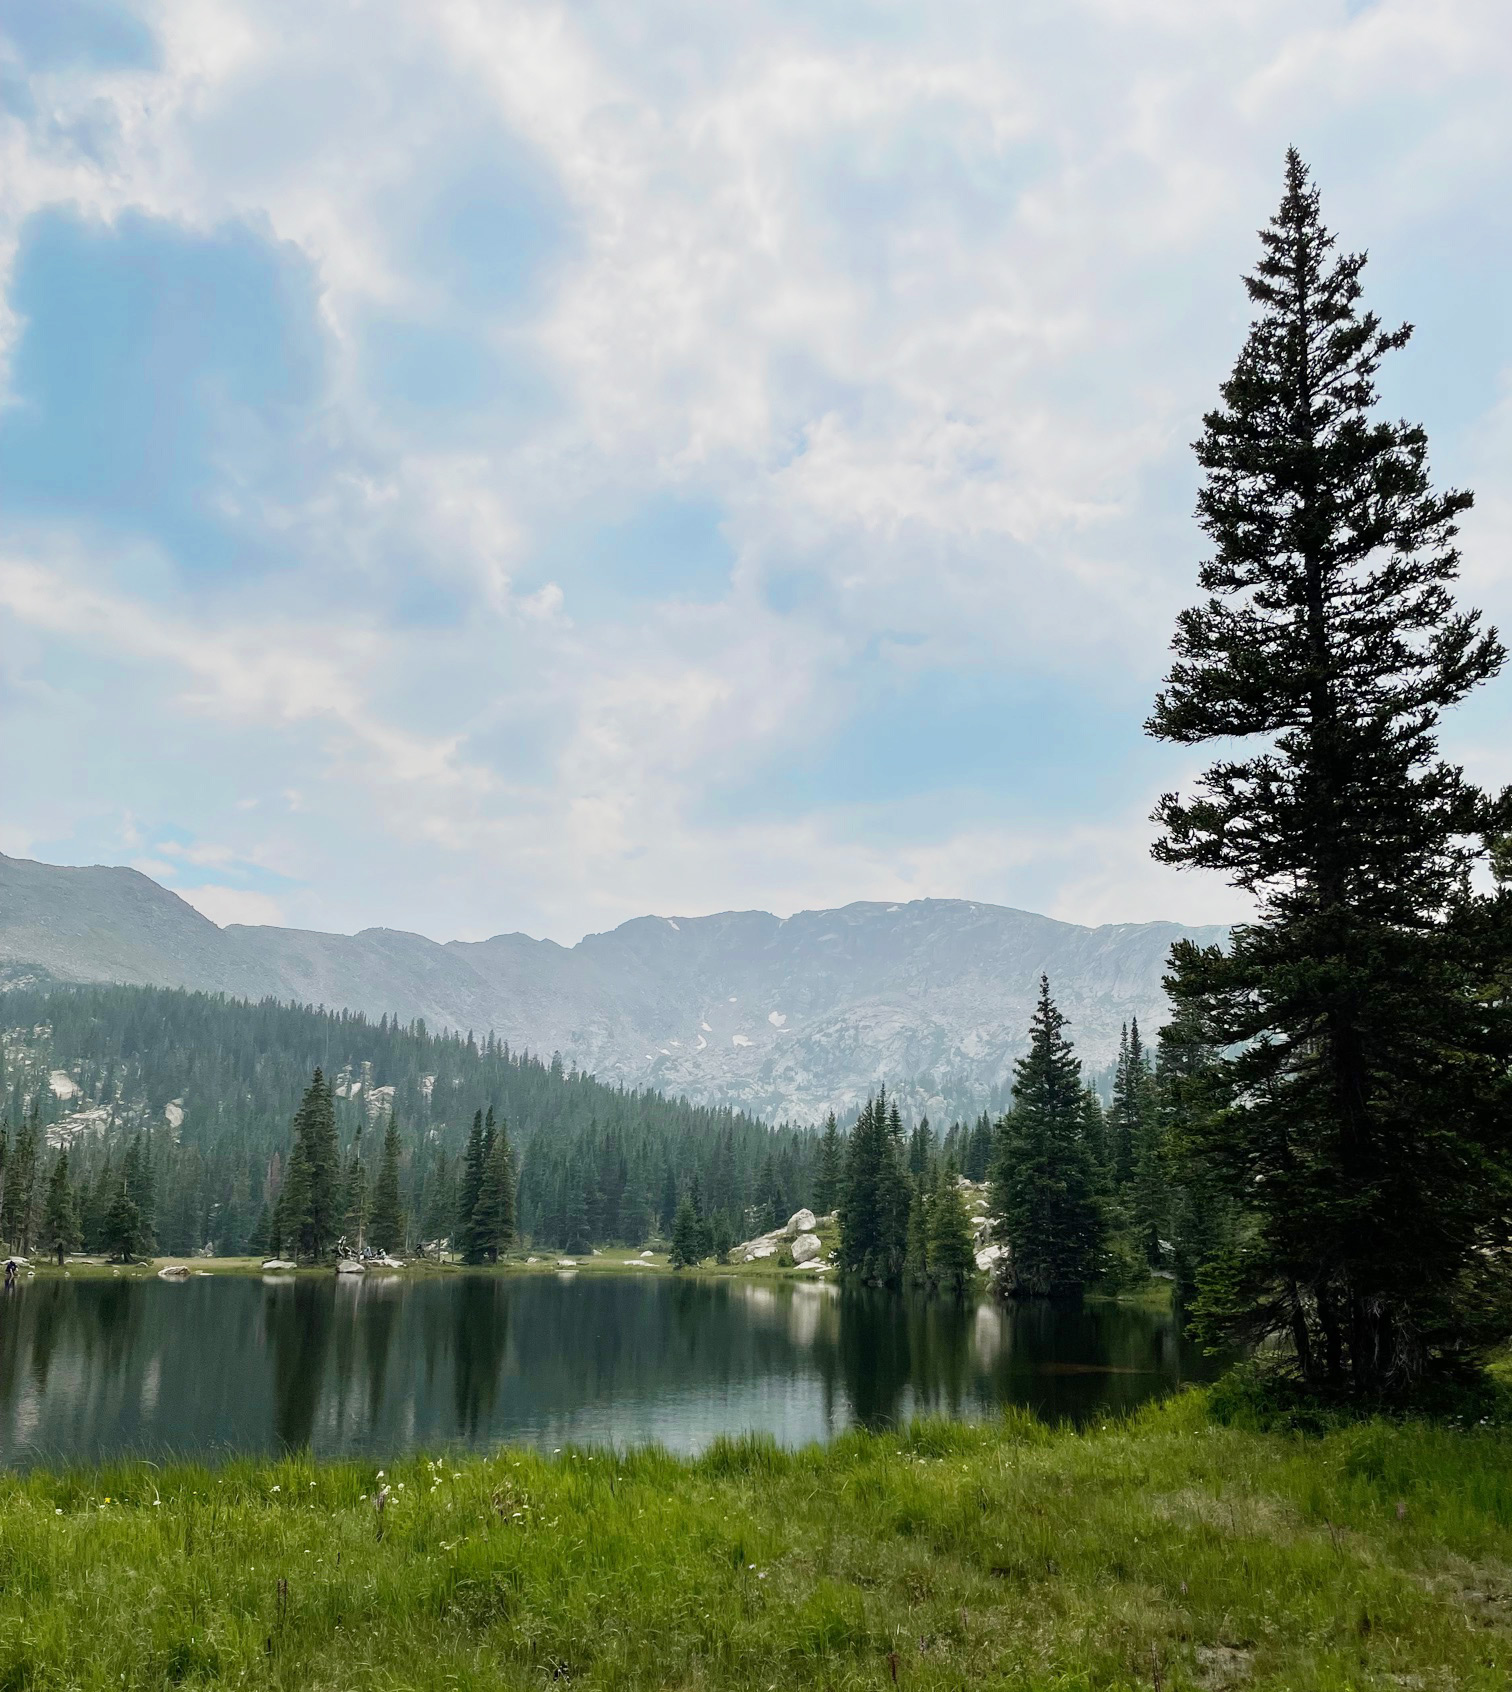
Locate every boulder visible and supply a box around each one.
[791,1232,823,1264]
[783,1208,818,1239]
[157,1264,190,1280]
[336,1258,366,1275]
[975,1243,1010,1272]
[557,1258,578,1268]
[261,1259,297,1271]
[640,1250,653,1259]
[742,1241,778,1262]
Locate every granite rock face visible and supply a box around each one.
[0,853,1226,1123]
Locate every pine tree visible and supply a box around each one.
[125,1130,156,1251]
[837,1091,910,1285]
[420,1146,455,1256]
[658,1160,679,1235]
[457,1110,488,1263]
[369,1114,406,1254]
[0,1110,37,1252]
[1155,1000,1235,1299]
[1107,1024,1136,1187]
[669,1195,702,1268]
[83,1154,114,1254]
[562,1162,590,1254]
[756,1154,784,1231]
[990,977,1103,1297]
[813,1112,843,1214]
[1079,1085,1110,1184]
[472,1117,515,1261]
[1150,152,1512,1392]
[904,1177,930,1285]
[104,1172,146,1262]
[281,1071,340,1262]
[40,1151,82,1263]
[247,1201,272,1260]
[1106,1017,1165,1268]
[711,1211,733,1263]
[964,1113,994,1182]
[926,1164,977,1295]
[340,1128,369,1251]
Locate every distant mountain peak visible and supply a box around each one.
[0,852,1226,1122]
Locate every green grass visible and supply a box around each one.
[5,1393,1512,1689]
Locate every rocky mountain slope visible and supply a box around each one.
[0,852,1226,1122]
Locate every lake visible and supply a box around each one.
[0,1272,1213,1468]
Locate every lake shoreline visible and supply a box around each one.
[2,1392,1507,1688]
[19,1249,1176,1305]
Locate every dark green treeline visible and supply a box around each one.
[0,983,817,1258]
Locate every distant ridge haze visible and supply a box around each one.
[0,852,1227,1122]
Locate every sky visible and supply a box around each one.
[0,0,1509,945]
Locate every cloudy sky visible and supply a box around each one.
[1,0,1508,944]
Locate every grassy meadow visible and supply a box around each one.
[4,1390,1512,1690]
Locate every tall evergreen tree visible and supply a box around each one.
[472,1116,515,1261]
[813,1112,843,1214]
[837,1091,910,1285]
[1108,1018,1166,1267]
[562,1161,591,1254]
[0,1109,37,1252]
[281,1071,340,1262]
[926,1164,977,1295]
[1108,1023,1136,1186]
[247,1201,272,1260]
[103,1171,146,1262]
[420,1146,455,1253]
[457,1110,488,1263]
[964,1113,994,1183]
[369,1114,406,1254]
[82,1154,114,1254]
[40,1151,82,1264]
[990,977,1103,1297]
[340,1128,369,1250]
[125,1130,156,1250]
[904,1176,930,1285]
[1155,999,1235,1299]
[669,1195,702,1268]
[1149,153,1512,1392]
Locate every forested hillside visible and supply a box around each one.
[0,984,820,1257]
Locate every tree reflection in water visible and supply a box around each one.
[0,1273,1215,1466]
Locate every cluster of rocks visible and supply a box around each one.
[735,1208,833,1270]
[254,1256,405,1275]
[958,1176,1012,1274]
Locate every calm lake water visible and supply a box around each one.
[0,1273,1213,1468]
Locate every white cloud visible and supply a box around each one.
[0,0,1508,941]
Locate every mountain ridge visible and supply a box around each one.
[0,852,1227,1122]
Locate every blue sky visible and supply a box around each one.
[1,0,1509,942]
